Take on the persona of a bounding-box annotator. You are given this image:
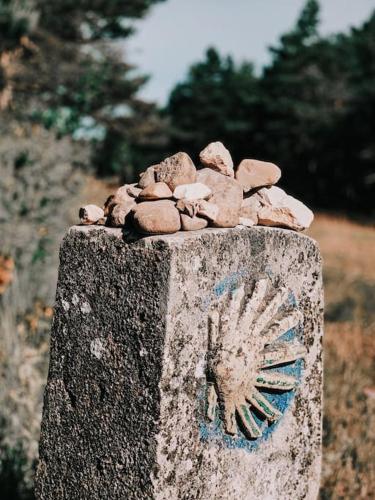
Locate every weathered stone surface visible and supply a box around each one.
[36,226,323,500]
[257,187,314,231]
[173,182,212,201]
[199,141,234,177]
[197,168,242,227]
[132,200,180,234]
[79,205,105,225]
[154,152,197,191]
[106,200,136,227]
[138,182,172,201]
[180,214,208,231]
[236,159,281,192]
[138,166,156,189]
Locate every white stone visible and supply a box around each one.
[173,183,212,201]
[257,187,314,231]
[258,186,288,207]
[79,204,104,225]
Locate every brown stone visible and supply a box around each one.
[180,214,208,231]
[107,200,136,228]
[154,153,196,191]
[138,166,156,189]
[199,142,234,177]
[235,159,281,192]
[104,186,133,216]
[197,168,242,227]
[133,200,181,235]
[240,193,262,225]
[138,182,173,201]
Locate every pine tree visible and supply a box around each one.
[166,47,258,164]
[0,0,167,177]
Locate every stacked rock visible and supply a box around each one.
[79,142,314,235]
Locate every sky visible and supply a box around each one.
[126,0,375,105]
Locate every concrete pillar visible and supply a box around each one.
[36,225,323,500]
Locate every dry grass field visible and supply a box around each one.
[308,215,375,499]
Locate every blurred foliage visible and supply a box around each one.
[0,120,86,496]
[166,0,375,215]
[0,0,167,178]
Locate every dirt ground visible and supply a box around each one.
[308,214,375,500]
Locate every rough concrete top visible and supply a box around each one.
[69,224,319,251]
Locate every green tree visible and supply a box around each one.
[166,47,258,164]
[165,0,375,215]
[0,0,167,178]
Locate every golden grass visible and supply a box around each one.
[308,214,375,499]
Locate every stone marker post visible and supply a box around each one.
[36,225,323,500]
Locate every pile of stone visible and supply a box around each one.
[79,142,314,235]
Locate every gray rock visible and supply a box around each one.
[36,226,323,500]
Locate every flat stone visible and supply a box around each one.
[236,159,281,192]
[79,205,105,225]
[199,141,234,177]
[36,226,323,500]
[197,168,242,227]
[138,166,156,189]
[180,214,208,231]
[106,200,136,228]
[154,152,196,191]
[132,200,180,234]
[138,182,173,201]
[257,187,314,231]
[240,194,262,225]
[173,183,212,201]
